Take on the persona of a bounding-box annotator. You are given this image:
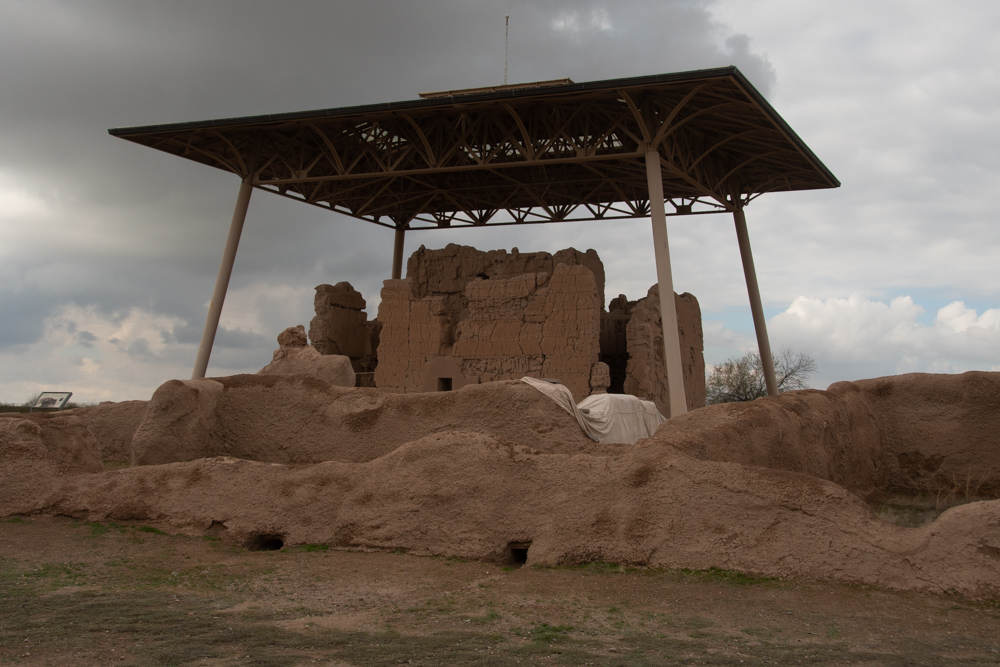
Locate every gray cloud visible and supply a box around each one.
[0,284,59,348]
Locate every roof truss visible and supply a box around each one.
[110,68,838,231]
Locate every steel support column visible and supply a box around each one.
[644,147,688,417]
[391,227,405,280]
[733,207,778,396]
[191,179,253,379]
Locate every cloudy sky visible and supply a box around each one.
[1,0,997,403]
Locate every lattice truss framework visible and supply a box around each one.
[111,69,838,231]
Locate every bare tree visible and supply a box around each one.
[706,348,818,405]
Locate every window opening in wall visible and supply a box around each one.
[437,377,453,391]
[600,313,629,394]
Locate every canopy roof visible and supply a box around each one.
[110,67,838,230]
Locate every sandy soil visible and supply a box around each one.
[2,516,1000,666]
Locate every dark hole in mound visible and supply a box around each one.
[507,541,531,567]
[247,534,284,551]
[437,377,453,391]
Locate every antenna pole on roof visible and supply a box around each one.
[504,15,510,85]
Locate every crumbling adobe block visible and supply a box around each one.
[623,285,706,413]
[259,325,356,388]
[309,281,377,372]
[374,243,704,409]
[376,245,604,401]
[453,265,601,400]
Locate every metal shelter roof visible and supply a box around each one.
[110,66,839,408]
[109,66,838,231]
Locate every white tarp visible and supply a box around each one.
[520,377,665,445]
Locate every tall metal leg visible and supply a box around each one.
[644,147,688,417]
[191,179,253,379]
[733,207,778,396]
[391,227,406,280]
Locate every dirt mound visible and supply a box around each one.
[131,374,603,466]
[4,371,1000,597]
[657,371,1000,500]
[652,387,885,494]
[830,371,1000,496]
[7,430,998,597]
[63,400,149,462]
[0,413,102,474]
[0,416,95,518]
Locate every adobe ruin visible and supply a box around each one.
[4,369,1000,597]
[306,244,705,411]
[307,283,380,375]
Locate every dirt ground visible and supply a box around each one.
[2,516,999,666]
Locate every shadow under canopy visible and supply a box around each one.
[109,66,838,416]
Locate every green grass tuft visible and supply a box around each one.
[675,566,776,586]
[528,622,574,643]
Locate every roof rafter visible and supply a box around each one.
[110,67,838,231]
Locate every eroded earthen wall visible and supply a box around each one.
[309,282,376,372]
[599,296,631,393]
[623,285,706,413]
[406,244,606,310]
[373,243,705,408]
[454,265,601,400]
[373,280,454,392]
[375,244,603,400]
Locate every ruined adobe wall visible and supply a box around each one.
[72,401,148,463]
[406,243,605,314]
[9,370,1000,596]
[375,245,604,401]
[453,265,601,400]
[308,282,376,373]
[372,279,454,393]
[375,244,705,405]
[126,375,599,467]
[623,285,706,413]
[259,325,356,388]
[829,371,1000,497]
[8,371,1000,597]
